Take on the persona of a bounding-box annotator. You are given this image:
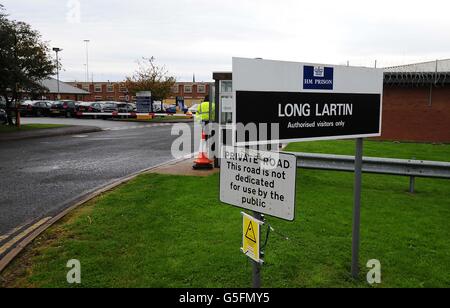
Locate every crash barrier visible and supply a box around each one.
[286,152,450,193]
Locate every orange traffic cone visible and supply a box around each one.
[193,130,213,170]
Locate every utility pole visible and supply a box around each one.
[53,47,62,100]
[84,40,90,83]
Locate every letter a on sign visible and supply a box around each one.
[241,212,264,263]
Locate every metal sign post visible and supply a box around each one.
[351,138,364,279]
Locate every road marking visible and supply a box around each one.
[0,217,52,255]
[72,135,88,138]
[0,222,29,242]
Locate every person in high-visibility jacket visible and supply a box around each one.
[196,95,215,123]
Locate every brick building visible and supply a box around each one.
[383,60,450,143]
[67,82,130,102]
[68,81,212,107]
[165,82,212,107]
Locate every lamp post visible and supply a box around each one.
[53,47,62,100]
[84,40,90,83]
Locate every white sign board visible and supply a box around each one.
[221,97,233,113]
[220,147,297,221]
[232,57,384,145]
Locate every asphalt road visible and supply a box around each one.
[0,118,195,244]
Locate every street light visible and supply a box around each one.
[84,40,90,83]
[53,47,63,100]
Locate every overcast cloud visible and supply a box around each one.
[2,0,450,82]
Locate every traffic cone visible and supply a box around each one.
[193,130,213,170]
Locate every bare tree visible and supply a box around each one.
[123,57,176,101]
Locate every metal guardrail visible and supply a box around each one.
[285,152,450,193]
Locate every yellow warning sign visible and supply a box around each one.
[245,221,257,243]
[241,213,263,263]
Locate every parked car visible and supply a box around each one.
[50,100,77,117]
[77,102,100,113]
[100,102,119,113]
[76,102,91,113]
[165,104,177,114]
[76,102,107,118]
[116,103,131,113]
[125,103,137,113]
[18,100,52,117]
[188,104,199,114]
[17,100,34,115]
[0,97,6,109]
[0,109,7,124]
[74,101,84,110]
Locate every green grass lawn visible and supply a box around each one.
[1,141,449,288]
[0,124,67,133]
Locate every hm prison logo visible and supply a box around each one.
[304,65,334,90]
[313,66,325,78]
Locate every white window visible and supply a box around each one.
[95,96,102,101]
[82,84,90,92]
[184,85,192,93]
[107,84,114,92]
[94,84,102,93]
[197,84,206,93]
[172,85,179,93]
[220,81,232,93]
[119,86,127,93]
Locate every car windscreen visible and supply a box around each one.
[103,103,116,108]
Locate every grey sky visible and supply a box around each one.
[2,0,450,82]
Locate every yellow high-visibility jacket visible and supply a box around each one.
[196,101,215,122]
